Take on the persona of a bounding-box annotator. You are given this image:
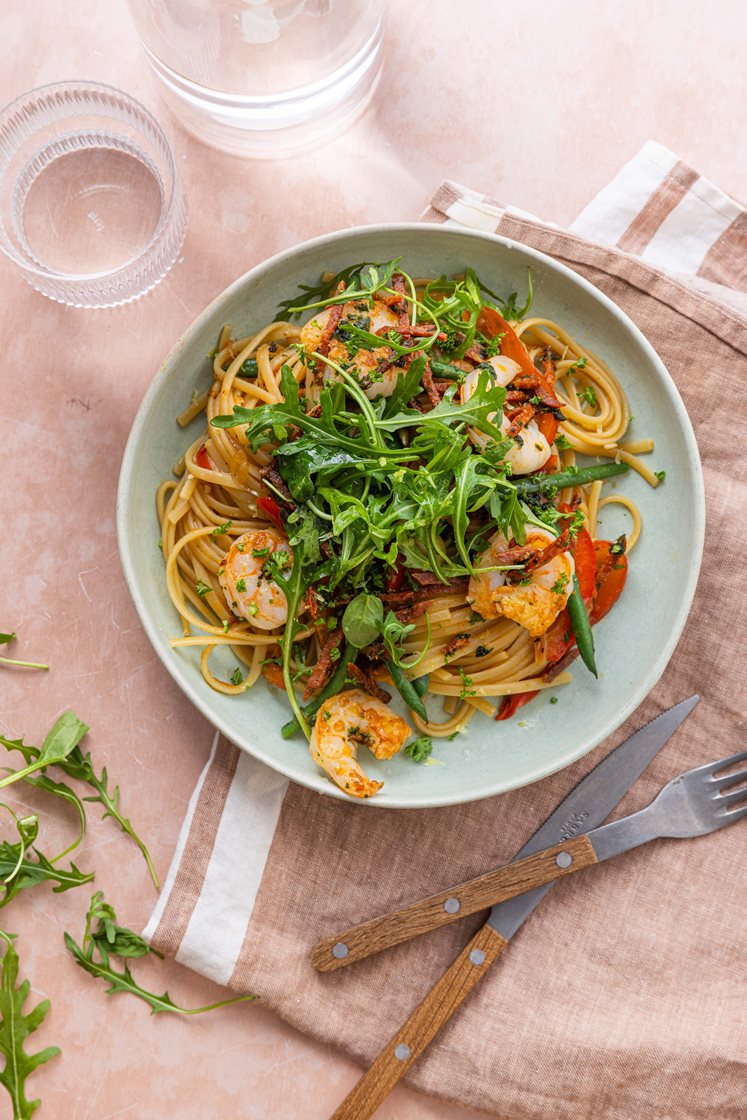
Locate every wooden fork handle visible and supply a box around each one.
[313,834,596,973]
[330,923,507,1120]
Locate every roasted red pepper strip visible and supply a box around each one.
[590,540,628,624]
[257,495,284,531]
[536,412,559,445]
[495,690,539,721]
[195,445,213,470]
[476,306,564,409]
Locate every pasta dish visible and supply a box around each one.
[157,260,661,798]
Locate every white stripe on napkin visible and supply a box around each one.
[143,730,220,942]
[569,140,679,244]
[640,175,743,273]
[176,752,288,985]
[145,141,746,971]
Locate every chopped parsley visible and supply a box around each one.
[195,581,211,597]
[458,668,476,699]
[252,547,270,558]
[551,572,569,596]
[211,520,233,536]
[235,578,247,593]
[404,735,433,763]
[655,470,666,482]
[230,668,243,686]
[579,385,598,408]
[554,432,572,450]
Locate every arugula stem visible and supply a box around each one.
[0,657,48,670]
[311,351,383,449]
[281,643,356,739]
[83,773,160,889]
[276,547,311,740]
[0,761,53,792]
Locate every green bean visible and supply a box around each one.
[567,575,597,677]
[280,643,357,739]
[429,359,466,381]
[387,660,428,721]
[513,462,628,495]
[412,673,430,698]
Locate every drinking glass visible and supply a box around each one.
[127,0,386,157]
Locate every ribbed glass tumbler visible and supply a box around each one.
[0,81,187,308]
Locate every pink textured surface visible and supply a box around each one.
[0,2,744,1117]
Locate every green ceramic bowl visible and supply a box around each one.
[116,224,704,808]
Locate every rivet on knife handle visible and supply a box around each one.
[312,835,597,972]
[329,923,507,1120]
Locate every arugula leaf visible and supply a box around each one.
[0,631,48,672]
[381,355,426,418]
[65,893,255,1016]
[271,544,312,739]
[379,611,417,667]
[285,505,323,565]
[84,891,160,961]
[342,593,384,649]
[0,845,93,910]
[496,269,534,321]
[0,713,87,793]
[20,775,86,864]
[376,372,506,440]
[64,751,159,889]
[277,258,402,318]
[0,932,60,1120]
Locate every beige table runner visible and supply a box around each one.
[145,143,747,1118]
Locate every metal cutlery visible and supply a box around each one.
[324,696,700,1119]
[318,733,746,981]
[315,695,700,975]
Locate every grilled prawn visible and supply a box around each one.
[219,528,291,630]
[310,689,411,798]
[469,527,574,639]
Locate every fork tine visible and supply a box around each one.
[720,803,747,824]
[719,788,747,809]
[703,747,747,777]
[715,766,747,793]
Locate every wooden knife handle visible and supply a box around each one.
[313,834,596,972]
[330,923,507,1120]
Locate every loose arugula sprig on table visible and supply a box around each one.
[0,633,47,672]
[64,892,255,1017]
[0,712,158,888]
[0,932,60,1120]
[213,259,629,736]
[0,706,259,1119]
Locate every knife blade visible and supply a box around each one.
[488,693,700,940]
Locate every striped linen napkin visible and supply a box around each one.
[144,142,747,1118]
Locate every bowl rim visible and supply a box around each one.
[116,222,705,809]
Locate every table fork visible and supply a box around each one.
[315,744,746,976]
